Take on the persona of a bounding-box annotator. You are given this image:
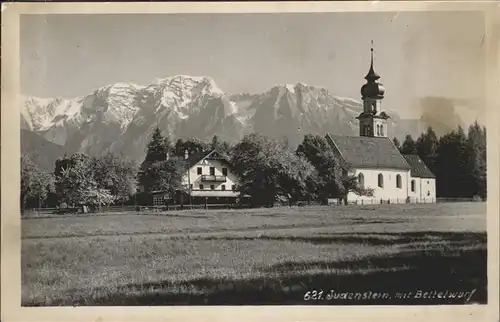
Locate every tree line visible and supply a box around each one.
[393,121,486,199]
[21,121,486,211]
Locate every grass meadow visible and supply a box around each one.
[21,202,487,306]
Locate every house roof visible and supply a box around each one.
[185,150,231,168]
[325,134,411,170]
[403,154,436,178]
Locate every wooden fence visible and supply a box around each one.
[21,197,485,217]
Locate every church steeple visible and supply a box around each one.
[364,41,380,82]
[357,41,390,138]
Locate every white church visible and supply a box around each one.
[325,45,436,204]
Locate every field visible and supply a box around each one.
[21,202,487,306]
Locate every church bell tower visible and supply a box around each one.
[357,41,390,138]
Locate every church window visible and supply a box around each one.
[411,180,416,192]
[358,173,365,188]
[376,125,380,136]
[396,174,402,188]
[378,173,384,188]
[380,125,384,136]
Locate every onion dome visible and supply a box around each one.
[361,43,385,99]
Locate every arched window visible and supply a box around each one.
[396,174,402,188]
[380,124,384,136]
[358,173,365,189]
[376,124,380,136]
[411,180,416,192]
[378,173,384,188]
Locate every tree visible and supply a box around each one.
[416,126,439,172]
[21,154,53,211]
[173,138,210,157]
[54,153,116,211]
[401,134,418,154]
[210,135,232,158]
[231,133,316,207]
[296,134,374,204]
[467,121,487,199]
[211,135,220,151]
[435,127,473,198]
[138,159,187,195]
[93,153,138,202]
[392,137,401,151]
[139,131,188,195]
[144,127,170,163]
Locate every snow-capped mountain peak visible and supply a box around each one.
[21,75,405,165]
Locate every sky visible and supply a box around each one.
[21,11,486,120]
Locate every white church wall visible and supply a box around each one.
[408,177,436,203]
[347,168,411,203]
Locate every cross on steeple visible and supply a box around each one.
[365,40,380,82]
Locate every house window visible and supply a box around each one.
[396,174,402,189]
[210,185,215,190]
[221,184,226,191]
[378,173,384,188]
[210,167,215,176]
[199,184,204,190]
[358,173,365,189]
[411,180,416,192]
[197,167,202,175]
[232,185,236,191]
[222,167,228,176]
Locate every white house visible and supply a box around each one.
[148,149,242,206]
[325,44,436,204]
[181,149,240,203]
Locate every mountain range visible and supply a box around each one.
[21,75,420,171]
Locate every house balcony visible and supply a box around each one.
[201,175,227,182]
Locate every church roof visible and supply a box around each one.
[325,134,411,170]
[403,154,436,178]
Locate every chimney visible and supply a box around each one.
[184,149,189,160]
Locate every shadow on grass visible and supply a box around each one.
[185,231,487,247]
[30,231,486,307]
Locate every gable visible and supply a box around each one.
[403,154,436,178]
[187,150,232,169]
[325,134,411,170]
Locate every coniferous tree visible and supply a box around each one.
[435,126,473,198]
[467,121,487,199]
[139,129,186,194]
[144,127,169,163]
[211,135,220,151]
[392,137,401,151]
[416,126,439,172]
[401,134,418,154]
